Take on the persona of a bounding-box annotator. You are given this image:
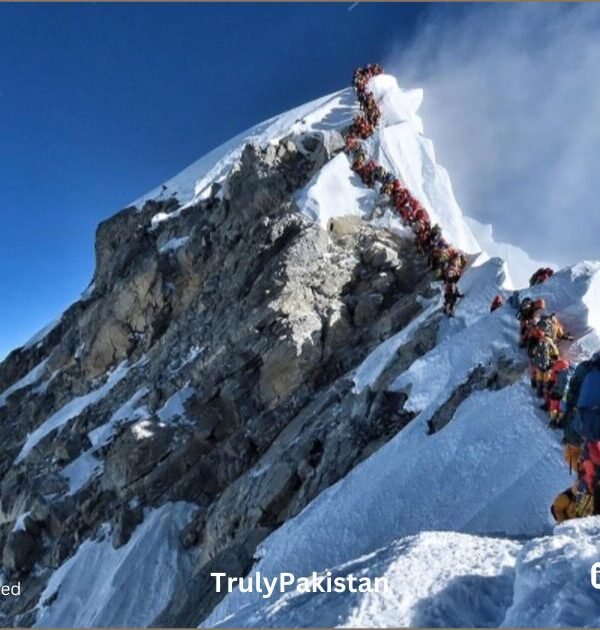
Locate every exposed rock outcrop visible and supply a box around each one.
[0,129,480,626]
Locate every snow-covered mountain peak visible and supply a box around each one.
[1,67,600,628]
[135,73,484,258]
[133,71,550,294]
[132,87,357,211]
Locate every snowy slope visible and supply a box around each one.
[15,361,133,464]
[132,89,357,211]
[208,532,520,628]
[369,75,480,255]
[0,358,48,407]
[295,75,481,255]
[503,517,600,627]
[33,503,197,627]
[206,518,600,628]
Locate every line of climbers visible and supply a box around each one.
[349,65,600,526]
[490,271,600,523]
[489,267,555,314]
[346,64,467,317]
[512,282,600,523]
[553,350,600,522]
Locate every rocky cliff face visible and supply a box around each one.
[0,127,443,626]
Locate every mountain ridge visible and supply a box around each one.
[0,69,599,627]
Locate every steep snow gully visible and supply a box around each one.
[1,66,600,627]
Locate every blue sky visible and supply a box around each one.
[2,3,600,360]
[0,2,435,360]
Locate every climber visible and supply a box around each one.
[572,439,600,516]
[490,295,505,312]
[364,93,377,110]
[552,442,594,521]
[421,225,441,258]
[389,179,403,196]
[547,358,574,427]
[413,205,430,227]
[399,204,415,223]
[360,160,378,187]
[551,487,578,523]
[454,249,467,271]
[428,224,444,249]
[537,313,574,343]
[364,95,381,126]
[381,173,396,196]
[520,315,541,351]
[393,188,410,215]
[551,482,594,523]
[414,221,432,254]
[429,236,449,262]
[517,297,545,346]
[402,199,426,226]
[443,250,466,284]
[443,281,464,317]
[373,165,387,184]
[366,106,380,127]
[352,148,366,172]
[352,115,373,139]
[345,134,360,153]
[529,267,554,286]
[507,291,521,309]
[562,351,600,444]
[530,331,560,398]
[518,297,544,322]
[540,356,568,410]
[429,246,451,277]
[525,326,546,387]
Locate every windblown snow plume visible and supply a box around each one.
[389,3,600,267]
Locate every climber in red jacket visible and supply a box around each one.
[344,134,360,154]
[360,160,378,187]
[490,295,505,312]
[529,267,554,286]
[352,115,373,140]
[415,222,432,253]
[413,206,430,226]
[517,298,546,346]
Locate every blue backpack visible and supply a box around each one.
[574,366,600,440]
